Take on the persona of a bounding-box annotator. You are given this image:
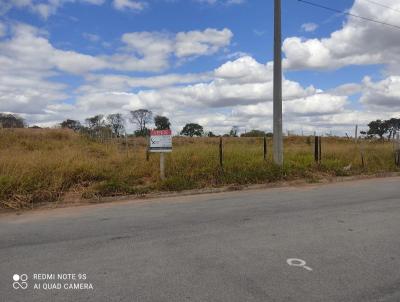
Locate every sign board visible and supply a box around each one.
[150,129,172,153]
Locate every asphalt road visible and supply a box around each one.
[1,177,400,302]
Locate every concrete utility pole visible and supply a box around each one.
[273,0,283,166]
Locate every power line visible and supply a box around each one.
[297,0,400,31]
[363,0,400,14]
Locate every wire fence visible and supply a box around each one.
[80,130,400,170]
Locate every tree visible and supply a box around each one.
[0,113,25,128]
[154,115,171,130]
[386,118,400,140]
[180,123,204,137]
[85,115,105,130]
[134,129,150,137]
[207,131,217,137]
[129,109,152,136]
[60,119,81,131]
[241,130,266,137]
[107,113,125,137]
[228,126,240,137]
[367,120,389,140]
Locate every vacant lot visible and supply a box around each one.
[0,129,398,209]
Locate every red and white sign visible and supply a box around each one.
[150,129,172,152]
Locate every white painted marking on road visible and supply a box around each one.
[286,258,313,271]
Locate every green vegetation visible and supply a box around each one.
[0,129,399,209]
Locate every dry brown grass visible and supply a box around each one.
[0,128,398,209]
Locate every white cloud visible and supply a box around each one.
[194,0,245,5]
[283,0,400,70]
[59,56,319,127]
[301,23,318,32]
[253,29,266,37]
[0,23,235,124]
[285,94,346,116]
[328,83,362,97]
[233,94,346,118]
[1,39,365,134]
[175,28,233,58]
[214,56,272,84]
[0,24,107,75]
[0,74,67,114]
[111,28,233,71]
[226,0,245,5]
[1,23,233,75]
[81,73,212,92]
[0,22,6,37]
[112,0,147,11]
[54,54,399,134]
[360,76,400,109]
[82,32,101,43]
[1,17,399,133]
[0,0,105,19]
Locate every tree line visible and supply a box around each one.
[1,111,399,139]
[61,109,171,137]
[0,113,25,128]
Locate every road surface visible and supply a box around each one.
[1,177,400,302]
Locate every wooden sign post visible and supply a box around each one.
[149,129,172,180]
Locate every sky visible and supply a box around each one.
[0,0,400,135]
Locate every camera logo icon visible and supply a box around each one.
[13,274,28,290]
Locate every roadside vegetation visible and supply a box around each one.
[1,128,399,209]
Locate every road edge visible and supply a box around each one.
[1,171,399,215]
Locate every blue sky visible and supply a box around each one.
[0,0,399,134]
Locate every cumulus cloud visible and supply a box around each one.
[283,0,400,70]
[56,54,400,134]
[0,75,67,115]
[45,56,332,132]
[0,0,244,18]
[81,73,213,92]
[328,83,362,97]
[0,26,365,134]
[175,28,233,58]
[0,24,107,75]
[360,76,400,109]
[0,0,105,19]
[1,23,233,74]
[285,94,347,116]
[0,23,233,121]
[2,13,399,134]
[0,22,6,37]
[112,0,147,11]
[233,94,346,118]
[112,28,233,71]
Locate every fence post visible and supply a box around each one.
[263,136,267,160]
[314,136,319,163]
[219,137,223,168]
[360,141,365,168]
[395,133,400,167]
[146,136,150,161]
[125,132,128,158]
[318,136,322,163]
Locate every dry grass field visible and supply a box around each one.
[0,128,398,209]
